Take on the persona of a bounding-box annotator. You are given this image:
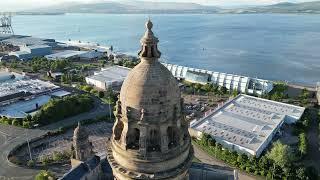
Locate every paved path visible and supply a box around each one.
[192,143,261,180]
[0,98,110,180]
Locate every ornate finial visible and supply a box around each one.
[146,19,153,30]
[138,19,161,60]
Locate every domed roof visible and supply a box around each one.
[119,20,181,122]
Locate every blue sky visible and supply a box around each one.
[0,0,316,11]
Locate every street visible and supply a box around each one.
[0,98,110,180]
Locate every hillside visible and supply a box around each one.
[18,1,320,14]
[21,1,219,14]
[238,1,320,13]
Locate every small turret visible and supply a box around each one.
[71,122,94,167]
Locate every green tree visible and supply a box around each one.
[232,89,239,97]
[267,141,293,168]
[98,91,105,98]
[11,119,20,126]
[35,170,56,180]
[298,132,307,156]
[296,167,307,180]
[33,94,94,125]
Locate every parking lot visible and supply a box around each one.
[14,122,113,163]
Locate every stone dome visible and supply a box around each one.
[108,20,193,180]
[120,60,181,123]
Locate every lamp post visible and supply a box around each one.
[25,130,32,161]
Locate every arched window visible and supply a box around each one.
[114,120,124,141]
[147,129,160,152]
[167,126,179,149]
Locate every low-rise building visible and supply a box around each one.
[9,45,52,60]
[85,66,130,90]
[190,94,305,157]
[162,63,273,95]
[45,50,103,60]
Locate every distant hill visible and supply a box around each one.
[18,1,320,14]
[21,1,220,14]
[224,1,320,14]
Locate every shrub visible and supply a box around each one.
[11,119,20,126]
[27,160,35,167]
[35,170,56,180]
[22,121,31,128]
[98,91,105,98]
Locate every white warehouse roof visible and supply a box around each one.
[190,94,305,157]
[85,66,131,89]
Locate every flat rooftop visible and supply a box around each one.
[0,72,59,99]
[190,94,305,155]
[0,34,56,46]
[87,66,130,83]
[45,50,87,59]
[0,95,51,119]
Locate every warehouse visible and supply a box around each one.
[45,50,103,60]
[85,66,130,90]
[162,63,273,95]
[190,94,305,157]
[9,45,52,60]
[0,71,59,103]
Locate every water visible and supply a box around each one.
[12,14,320,85]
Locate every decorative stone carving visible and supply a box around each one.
[140,108,145,121]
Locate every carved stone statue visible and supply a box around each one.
[115,98,121,115]
[140,108,145,121]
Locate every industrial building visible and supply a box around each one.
[0,34,57,47]
[0,34,56,60]
[62,40,112,53]
[9,45,52,60]
[0,76,59,102]
[0,71,71,119]
[162,63,273,95]
[190,94,305,157]
[85,66,131,90]
[45,50,104,60]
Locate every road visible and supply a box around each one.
[0,98,110,180]
[192,143,261,180]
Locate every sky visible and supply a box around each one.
[0,0,316,11]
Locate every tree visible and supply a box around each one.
[11,119,20,126]
[82,85,93,92]
[296,167,307,180]
[35,170,56,180]
[232,89,239,97]
[267,141,293,168]
[203,83,213,93]
[298,133,307,156]
[98,91,105,98]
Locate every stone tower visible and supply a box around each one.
[71,122,94,167]
[106,20,193,180]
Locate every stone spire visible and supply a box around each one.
[72,122,93,162]
[106,19,193,180]
[138,19,161,60]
